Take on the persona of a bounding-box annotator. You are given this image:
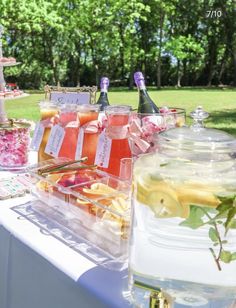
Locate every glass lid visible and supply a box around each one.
[158,106,236,154]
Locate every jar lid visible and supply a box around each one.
[158,106,236,155]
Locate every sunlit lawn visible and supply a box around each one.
[5,88,236,136]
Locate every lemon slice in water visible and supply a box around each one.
[136,174,186,218]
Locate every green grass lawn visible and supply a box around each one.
[5,88,236,136]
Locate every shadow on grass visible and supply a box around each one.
[206,109,236,136]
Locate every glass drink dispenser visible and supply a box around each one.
[129,107,236,307]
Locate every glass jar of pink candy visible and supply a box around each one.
[0,119,31,169]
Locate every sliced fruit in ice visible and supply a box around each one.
[74,175,92,185]
[36,180,53,192]
[57,174,76,187]
[37,174,62,191]
[111,197,129,214]
[46,173,62,183]
[76,198,90,205]
[91,183,117,193]
[83,183,127,199]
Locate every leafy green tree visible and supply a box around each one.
[0,0,235,88]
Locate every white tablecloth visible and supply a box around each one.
[0,159,130,308]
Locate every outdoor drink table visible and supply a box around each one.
[0,170,131,308]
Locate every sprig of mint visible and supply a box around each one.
[180,193,236,271]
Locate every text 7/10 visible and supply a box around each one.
[206,10,222,18]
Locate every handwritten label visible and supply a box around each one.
[94,130,112,168]
[50,92,90,105]
[75,128,84,160]
[45,125,65,157]
[30,122,45,151]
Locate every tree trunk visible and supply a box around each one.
[52,58,58,85]
[129,66,134,90]
[119,24,125,80]
[218,60,226,85]
[157,55,161,89]
[233,49,236,87]
[207,37,217,87]
[47,40,59,85]
[182,59,187,86]
[177,60,182,87]
[76,43,81,86]
[129,49,134,90]
[233,32,236,86]
[90,43,99,86]
[156,12,165,89]
[207,59,214,87]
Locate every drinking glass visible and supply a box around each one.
[119,158,133,182]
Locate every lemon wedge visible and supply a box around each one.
[76,198,90,205]
[47,174,62,183]
[83,183,116,195]
[111,197,129,214]
[91,183,117,193]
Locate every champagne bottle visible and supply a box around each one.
[96,77,110,111]
[134,72,159,113]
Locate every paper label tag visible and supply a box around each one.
[75,128,84,160]
[94,130,112,168]
[30,122,45,151]
[45,125,65,157]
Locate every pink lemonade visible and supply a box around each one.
[100,106,132,177]
[58,108,78,160]
[78,105,100,165]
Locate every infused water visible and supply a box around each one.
[130,153,236,307]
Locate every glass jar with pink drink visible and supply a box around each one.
[96,105,132,177]
[58,104,79,160]
[76,104,100,165]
